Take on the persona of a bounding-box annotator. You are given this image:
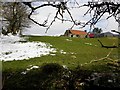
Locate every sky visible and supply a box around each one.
[0,0,119,36]
[23,0,119,36]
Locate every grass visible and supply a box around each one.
[2,36,119,72]
[2,36,120,90]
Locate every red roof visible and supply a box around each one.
[70,30,87,35]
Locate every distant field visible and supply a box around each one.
[2,36,119,71]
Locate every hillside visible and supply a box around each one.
[3,36,119,71]
[2,36,120,90]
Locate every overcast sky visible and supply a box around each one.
[23,0,119,36]
[0,0,119,36]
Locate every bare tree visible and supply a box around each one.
[1,2,30,35]
[1,1,119,38]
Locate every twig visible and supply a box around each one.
[45,10,59,33]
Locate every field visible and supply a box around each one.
[2,36,119,72]
[2,36,120,89]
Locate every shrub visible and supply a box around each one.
[2,63,120,90]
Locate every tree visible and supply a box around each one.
[92,27,102,34]
[1,2,30,35]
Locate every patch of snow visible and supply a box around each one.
[62,65,68,69]
[21,71,27,75]
[66,39,72,41]
[80,82,85,86]
[21,65,39,75]
[85,43,97,47]
[30,66,39,69]
[0,35,56,61]
[60,50,67,54]
[108,79,113,83]
[25,65,39,71]
[85,43,92,46]
[0,34,26,43]
[70,52,76,55]
[50,54,56,56]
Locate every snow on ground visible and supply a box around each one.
[0,35,56,61]
[21,65,39,75]
[85,42,97,47]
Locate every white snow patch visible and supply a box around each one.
[108,79,113,83]
[26,65,39,71]
[0,35,56,61]
[85,43,97,47]
[21,65,39,75]
[62,65,68,69]
[50,54,56,56]
[85,43,92,46]
[70,52,76,55]
[60,50,67,54]
[66,39,72,41]
[21,71,27,75]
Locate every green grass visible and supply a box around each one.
[2,36,119,72]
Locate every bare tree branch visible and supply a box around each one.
[22,1,120,33]
[45,10,59,33]
[83,1,120,28]
[22,1,77,32]
[28,10,47,27]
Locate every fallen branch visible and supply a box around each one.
[98,39,118,49]
[82,43,119,66]
[89,48,114,64]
